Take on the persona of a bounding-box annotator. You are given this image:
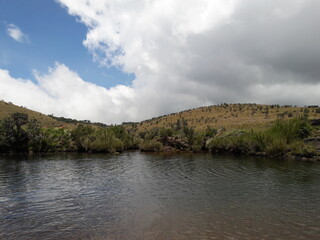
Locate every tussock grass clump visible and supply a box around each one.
[289,141,315,156]
[88,129,124,153]
[71,125,138,153]
[139,140,163,152]
[207,117,314,156]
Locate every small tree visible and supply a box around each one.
[26,119,43,152]
[71,125,94,151]
[0,113,29,152]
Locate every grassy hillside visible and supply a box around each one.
[1,100,319,158]
[0,100,74,128]
[2,101,319,132]
[134,103,320,132]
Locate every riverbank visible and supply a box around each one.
[1,112,319,162]
[206,118,320,162]
[140,117,320,162]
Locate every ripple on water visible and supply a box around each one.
[0,152,319,240]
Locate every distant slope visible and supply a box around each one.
[0,100,73,128]
[2,101,320,132]
[134,104,320,132]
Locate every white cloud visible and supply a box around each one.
[1,61,320,124]
[0,63,135,123]
[56,0,320,104]
[1,1,320,124]
[6,24,28,43]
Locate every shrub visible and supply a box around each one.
[41,128,75,152]
[87,128,124,153]
[0,113,29,152]
[139,140,163,152]
[71,125,94,151]
[207,117,314,157]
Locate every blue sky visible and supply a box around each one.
[0,0,134,88]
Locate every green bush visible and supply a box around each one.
[139,140,163,152]
[71,125,94,151]
[40,128,75,152]
[207,117,314,156]
[0,113,29,152]
[86,128,124,153]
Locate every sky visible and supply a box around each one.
[0,0,320,124]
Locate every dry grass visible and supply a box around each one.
[134,104,320,132]
[0,100,76,129]
[2,101,319,132]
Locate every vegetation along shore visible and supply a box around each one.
[1,100,320,161]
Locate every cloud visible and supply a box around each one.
[2,1,320,124]
[1,62,320,124]
[56,0,320,106]
[0,63,135,123]
[6,23,29,43]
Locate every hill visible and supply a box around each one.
[1,100,319,158]
[2,101,320,132]
[0,100,74,128]
[133,103,320,133]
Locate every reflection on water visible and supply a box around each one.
[0,152,319,239]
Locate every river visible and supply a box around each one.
[0,152,319,239]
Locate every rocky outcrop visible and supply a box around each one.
[310,119,320,126]
[158,136,190,150]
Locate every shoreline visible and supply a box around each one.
[1,148,319,163]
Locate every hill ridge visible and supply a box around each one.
[134,103,320,132]
[1,100,320,131]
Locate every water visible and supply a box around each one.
[0,152,319,240]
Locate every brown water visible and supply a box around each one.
[0,152,319,239]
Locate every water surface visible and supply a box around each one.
[0,152,319,239]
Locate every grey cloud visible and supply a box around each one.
[178,0,320,105]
